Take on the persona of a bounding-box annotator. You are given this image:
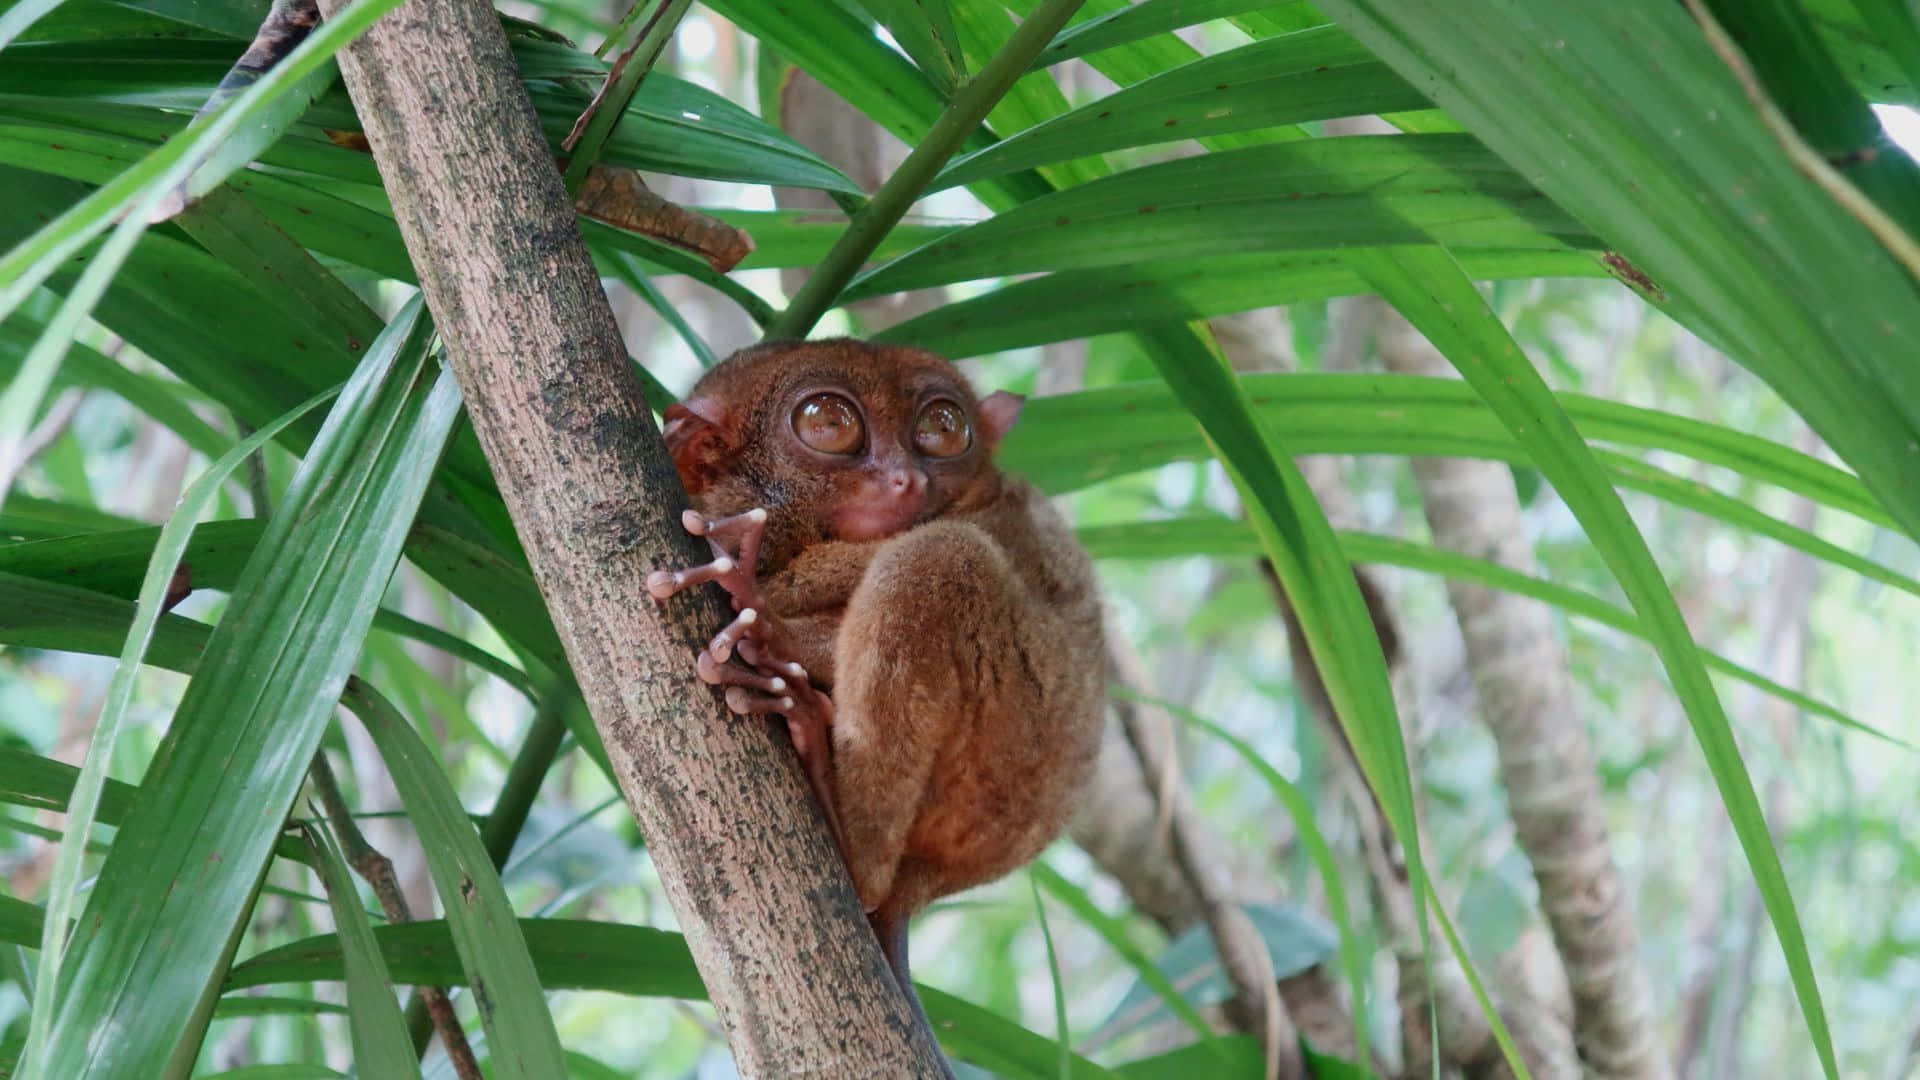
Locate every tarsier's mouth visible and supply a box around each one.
[831,484,929,542]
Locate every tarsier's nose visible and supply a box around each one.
[888,467,928,497]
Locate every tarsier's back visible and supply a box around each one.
[864,479,1106,912]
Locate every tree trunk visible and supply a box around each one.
[313,2,947,1074]
[1375,314,1671,1080]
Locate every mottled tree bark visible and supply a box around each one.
[313,1,947,1074]
[1375,315,1670,1080]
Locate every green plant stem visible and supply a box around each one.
[404,686,574,1056]
[480,687,576,866]
[561,0,692,198]
[765,0,1088,340]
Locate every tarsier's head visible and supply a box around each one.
[661,338,1022,567]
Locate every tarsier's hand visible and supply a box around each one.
[646,508,810,704]
[647,508,845,854]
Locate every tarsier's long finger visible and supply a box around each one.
[644,554,736,600]
[736,639,808,683]
[695,649,792,695]
[708,607,759,661]
[724,685,796,716]
[695,506,767,545]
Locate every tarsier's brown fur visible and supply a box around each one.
[655,338,1106,1003]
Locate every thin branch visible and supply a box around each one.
[309,752,480,1080]
[0,388,84,496]
[1109,635,1300,1080]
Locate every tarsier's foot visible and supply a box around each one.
[649,507,849,860]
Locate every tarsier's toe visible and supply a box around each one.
[734,639,804,682]
[696,649,790,695]
[724,685,795,715]
[708,607,758,661]
[646,556,737,601]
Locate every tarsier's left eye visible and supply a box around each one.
[913,399,971,458]
[792,392,865,455]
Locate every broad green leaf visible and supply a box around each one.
[0,519,546,691]
[0,37,860,194]
[705,0,1049,207]
[108,0,270,39]
[2,492,140,539]
[0,314,233,461]
[878,250,1607,359]
[514,41,860,193]
[0,747,138,823]
[1841,0,1920,96]
[1029,0,1304,69]
[35,301,458,1080]
[939,28,1426,188]
[1807,0,1920,104]
[703,0,962,147]
[852,136,1591,296]
[225,918,1113,1080]
[303,826,419,1079]
[1703,0,1920,240]
[22,383,336,1077]
[996,375,1899,584]
[1350,244,1834,1076]
[4,0,224,43]
[1314,0,1920,562]
[0,0,67,49]
[347,684,567,1078]
[853,0,965,93]
[0,170,521,568]
[170,186,384,357]
[0,570,210,672]
[1082,519,1888,743]
[950,0,1107,191]
[0,0,404,365]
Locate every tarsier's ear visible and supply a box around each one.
[661,396,735,494]
[977,390,1023,451]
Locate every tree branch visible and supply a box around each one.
[313,1,946,1072]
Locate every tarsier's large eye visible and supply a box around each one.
[792,392,865,455]
[913,399,971,458]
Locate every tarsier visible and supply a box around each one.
[646,338,1106,1011]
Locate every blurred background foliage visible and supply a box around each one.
[1,0,1918,1077]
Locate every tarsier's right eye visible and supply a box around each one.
[792,392,865,455]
